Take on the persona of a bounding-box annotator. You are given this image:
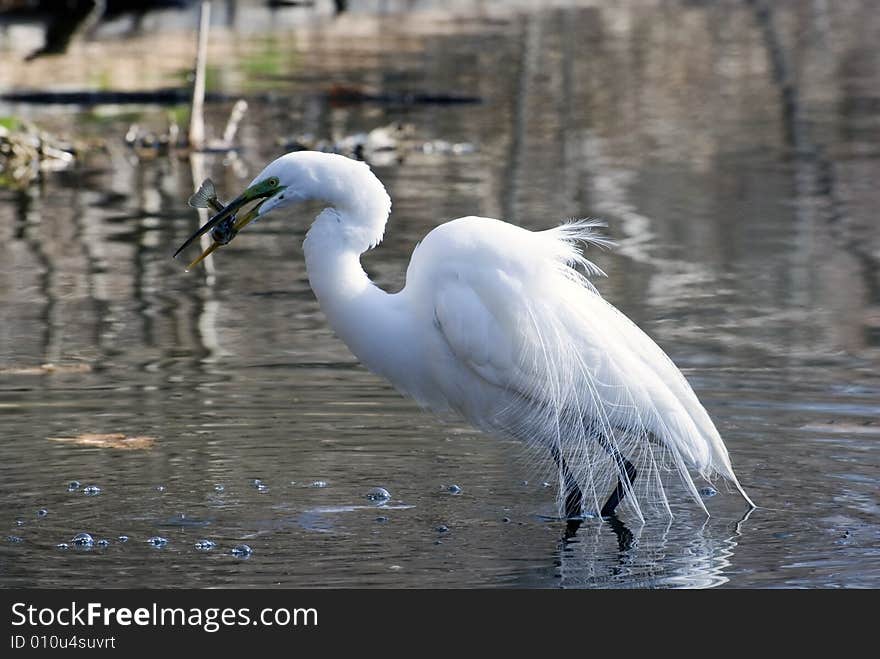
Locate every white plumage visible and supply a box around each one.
[182,151,754,521]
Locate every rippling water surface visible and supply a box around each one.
[1,0,878,588]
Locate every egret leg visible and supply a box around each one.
[563,518,583,541]
[598,437,638,518]
[549,444,583,519]
[605,513,635,553]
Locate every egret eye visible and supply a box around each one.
[267,177,279,188]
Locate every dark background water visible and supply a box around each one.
[0,0,878,588]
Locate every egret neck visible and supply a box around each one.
[300,160,413,391]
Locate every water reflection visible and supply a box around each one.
[553,509,753,589]
[1,0,879,588]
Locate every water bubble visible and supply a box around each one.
[67,480,81,492]
[82,485,102,496]
[434,540,443,545]
[97,539,111,548]
[250,479,263,488]
[195,540,217,551]
[154,485,166,493]
[447,484,462,495]
[502,517,511,523]
[375,516,389,523]
[699,486,718,498]
[213,484,225,493]
[15,518,25,526]
[117,535,129,543]
[6,535,23,543]
[256,484,270,493]
[231,544,252,557]
[541,482,551,488]
[37,508,48,518]
[146,536,168,548]
[435,525,449,533]
[389,564,402,570]
[56,543,70,550]
[366,487,391,502]
[71,532,94,547]
[310,480,328,489]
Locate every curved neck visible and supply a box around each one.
[302,207,407,385]
[293,152,391,253]
[293,153,424,394]
[303,208,380,310]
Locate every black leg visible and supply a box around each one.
[598,437,638,518]
[563,518,583,541]
[549,444,583,519]
[604,513,635,553]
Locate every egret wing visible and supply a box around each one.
[427,225,748,518]
[432,269,529,392]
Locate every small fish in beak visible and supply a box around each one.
[210,218,238,246]
[188,178,239,246]
[175,175,284,269]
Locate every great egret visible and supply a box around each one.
[174,151,755,522]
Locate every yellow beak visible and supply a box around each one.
[174,178,285,269]
[184,203,265,271]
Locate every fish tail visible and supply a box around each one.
[188,178,217,209]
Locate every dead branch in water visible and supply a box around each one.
[188,0,210,152]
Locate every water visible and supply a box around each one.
[1,0,879,588]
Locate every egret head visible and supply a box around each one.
[175,151,392,269]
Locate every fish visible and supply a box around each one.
[187,178,238,246]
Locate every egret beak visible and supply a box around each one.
[173,177,285,266]
[183,203,264,271]
[185,240,221,271]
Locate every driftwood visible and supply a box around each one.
[0,89,227,105]
[125,2,246,159]
[188,0,210,151]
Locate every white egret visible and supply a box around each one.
[175,151,755,522]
